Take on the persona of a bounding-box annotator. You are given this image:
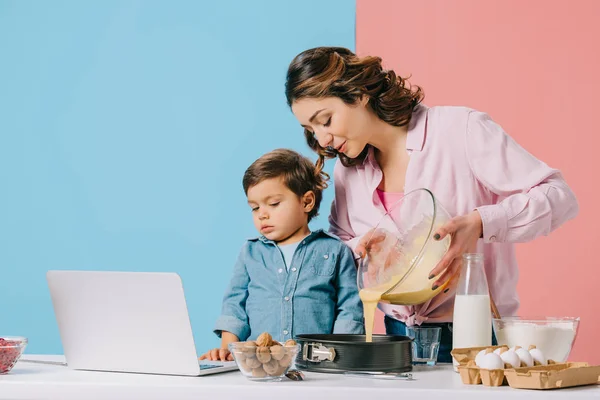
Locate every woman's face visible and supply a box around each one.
[291,96,374,159]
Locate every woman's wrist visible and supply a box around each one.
[470,210,484,238]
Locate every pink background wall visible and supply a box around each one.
[357,0,600,363]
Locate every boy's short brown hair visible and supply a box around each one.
[242,149,329,222]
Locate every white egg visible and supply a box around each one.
[515,348,534,367]
[475,349,487,367]
[479,353,504,370]
[500,350,521,368]
[529,348,547,365]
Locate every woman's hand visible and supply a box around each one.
[199,348,233,361]
[428,211,483,289]
[355,228,388,259]
[355,228,403,283]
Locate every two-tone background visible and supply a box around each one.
[1,0,597,363]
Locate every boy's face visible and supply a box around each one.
[246,177,315,245]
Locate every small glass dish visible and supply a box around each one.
[406,326,441,366]
[0,336,28,374]
[229,341,300,382]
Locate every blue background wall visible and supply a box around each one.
[0,0,355,354]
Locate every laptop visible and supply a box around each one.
[46,270,238,376]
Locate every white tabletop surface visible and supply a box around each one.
[1,355,598,400]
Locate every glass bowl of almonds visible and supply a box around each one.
[229,332,300,382]
[0,337,28,374]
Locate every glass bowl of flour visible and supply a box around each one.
[493,317,580,362]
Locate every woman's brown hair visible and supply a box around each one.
[285,46,424,171]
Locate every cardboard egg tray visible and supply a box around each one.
[451,346,600,389]
[504,362,600,390]
[451,345,509,387]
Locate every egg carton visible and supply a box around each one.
[456,364,503,386]
[451,345,599,389]
[451,345,506,368]
[504,362,600,390]
[451,345,557,387]
[452,345,505,387]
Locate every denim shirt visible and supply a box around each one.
[214,230,364,342]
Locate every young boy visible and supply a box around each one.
[200,149,364,361]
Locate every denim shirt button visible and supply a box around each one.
[291,267,297,272]
[323,254,329,259]
[278,268,283,273]
[284,296,290,301]
[283,330,289,335]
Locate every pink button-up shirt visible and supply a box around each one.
[328,105,579,325]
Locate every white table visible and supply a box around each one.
[1,355,598,399]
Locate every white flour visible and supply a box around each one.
[495,322,577,362]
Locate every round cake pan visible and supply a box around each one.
[294,334,413,373]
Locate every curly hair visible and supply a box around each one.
[285,46,424,171]
[242,149,328,222]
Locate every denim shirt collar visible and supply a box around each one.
[249,229,339,246]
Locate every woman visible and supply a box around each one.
[284,46,579,362]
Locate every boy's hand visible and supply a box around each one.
[200,332,238,361]
[199,348,233,361]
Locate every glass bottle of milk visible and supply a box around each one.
[452,253,491,371]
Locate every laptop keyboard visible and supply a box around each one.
[199,363,223,370]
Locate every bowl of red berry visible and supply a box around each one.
[0,337,28,374]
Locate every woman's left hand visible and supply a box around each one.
[428,211,484,290]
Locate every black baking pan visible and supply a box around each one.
[294,334,413,373]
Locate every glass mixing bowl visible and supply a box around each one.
[493,317,580,362]
[229,341,300,382]
[357,188,452,305]
[0,337,28,374]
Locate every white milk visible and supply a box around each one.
[452,294,492,371]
